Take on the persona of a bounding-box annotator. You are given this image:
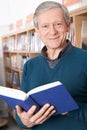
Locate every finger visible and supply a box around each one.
[29,104,50,122]
[39,109,56,124]
[21,106,37,128]
[16,105,23,115]
[27,105,37,117]
[30,104,54,123]
[28,104,50,123]
[35,106,56,124]
[61,112,68,115]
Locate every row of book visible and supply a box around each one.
[6,71,20,87]
[5,55,29,70]
[11,55,29,70]
[3,32,44,52]
[68,22,75,46]
[81,20,87,50]
[68,19,87,50]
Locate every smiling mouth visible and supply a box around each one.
[49,37,59,40]
[49,35,60,39]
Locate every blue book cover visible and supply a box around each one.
[0,81,79,115]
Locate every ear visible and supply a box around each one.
[35,27,41,37]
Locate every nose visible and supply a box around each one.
[50,25,57,35]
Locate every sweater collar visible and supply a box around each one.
[41,40,73,60]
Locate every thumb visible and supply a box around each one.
[16,105,23,116]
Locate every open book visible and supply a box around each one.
[0,81,79,115]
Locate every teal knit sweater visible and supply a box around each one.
[16,46,87,130]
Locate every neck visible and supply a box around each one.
[46,48,62,60]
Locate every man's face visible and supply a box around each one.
[35,8,70,50]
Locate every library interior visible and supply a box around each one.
[0,0,87,129]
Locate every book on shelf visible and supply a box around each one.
[6,71,20,87]
[0,81,79,115]
[11,55,29,70]
[81,20,87,50]
[9,36,15,51]
[17,34,28,51]
[6,57,11,67]
[6,72,13,84]
[68,22,75,46]
[12,72,20,87]
[28,32,44,52]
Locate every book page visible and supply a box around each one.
[27,81,62,96]
[0,86,26,100]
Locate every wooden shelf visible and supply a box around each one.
[2,25,42,118]
[70,6,87,48]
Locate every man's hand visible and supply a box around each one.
[16,104,56,128]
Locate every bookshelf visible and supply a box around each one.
[2,26,44,89]
[2,26,43,118]
[70,5,87,48]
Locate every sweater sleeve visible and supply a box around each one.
[66,102,87,122]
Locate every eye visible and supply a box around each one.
[42,25,49,29]
[56,22,62,27]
